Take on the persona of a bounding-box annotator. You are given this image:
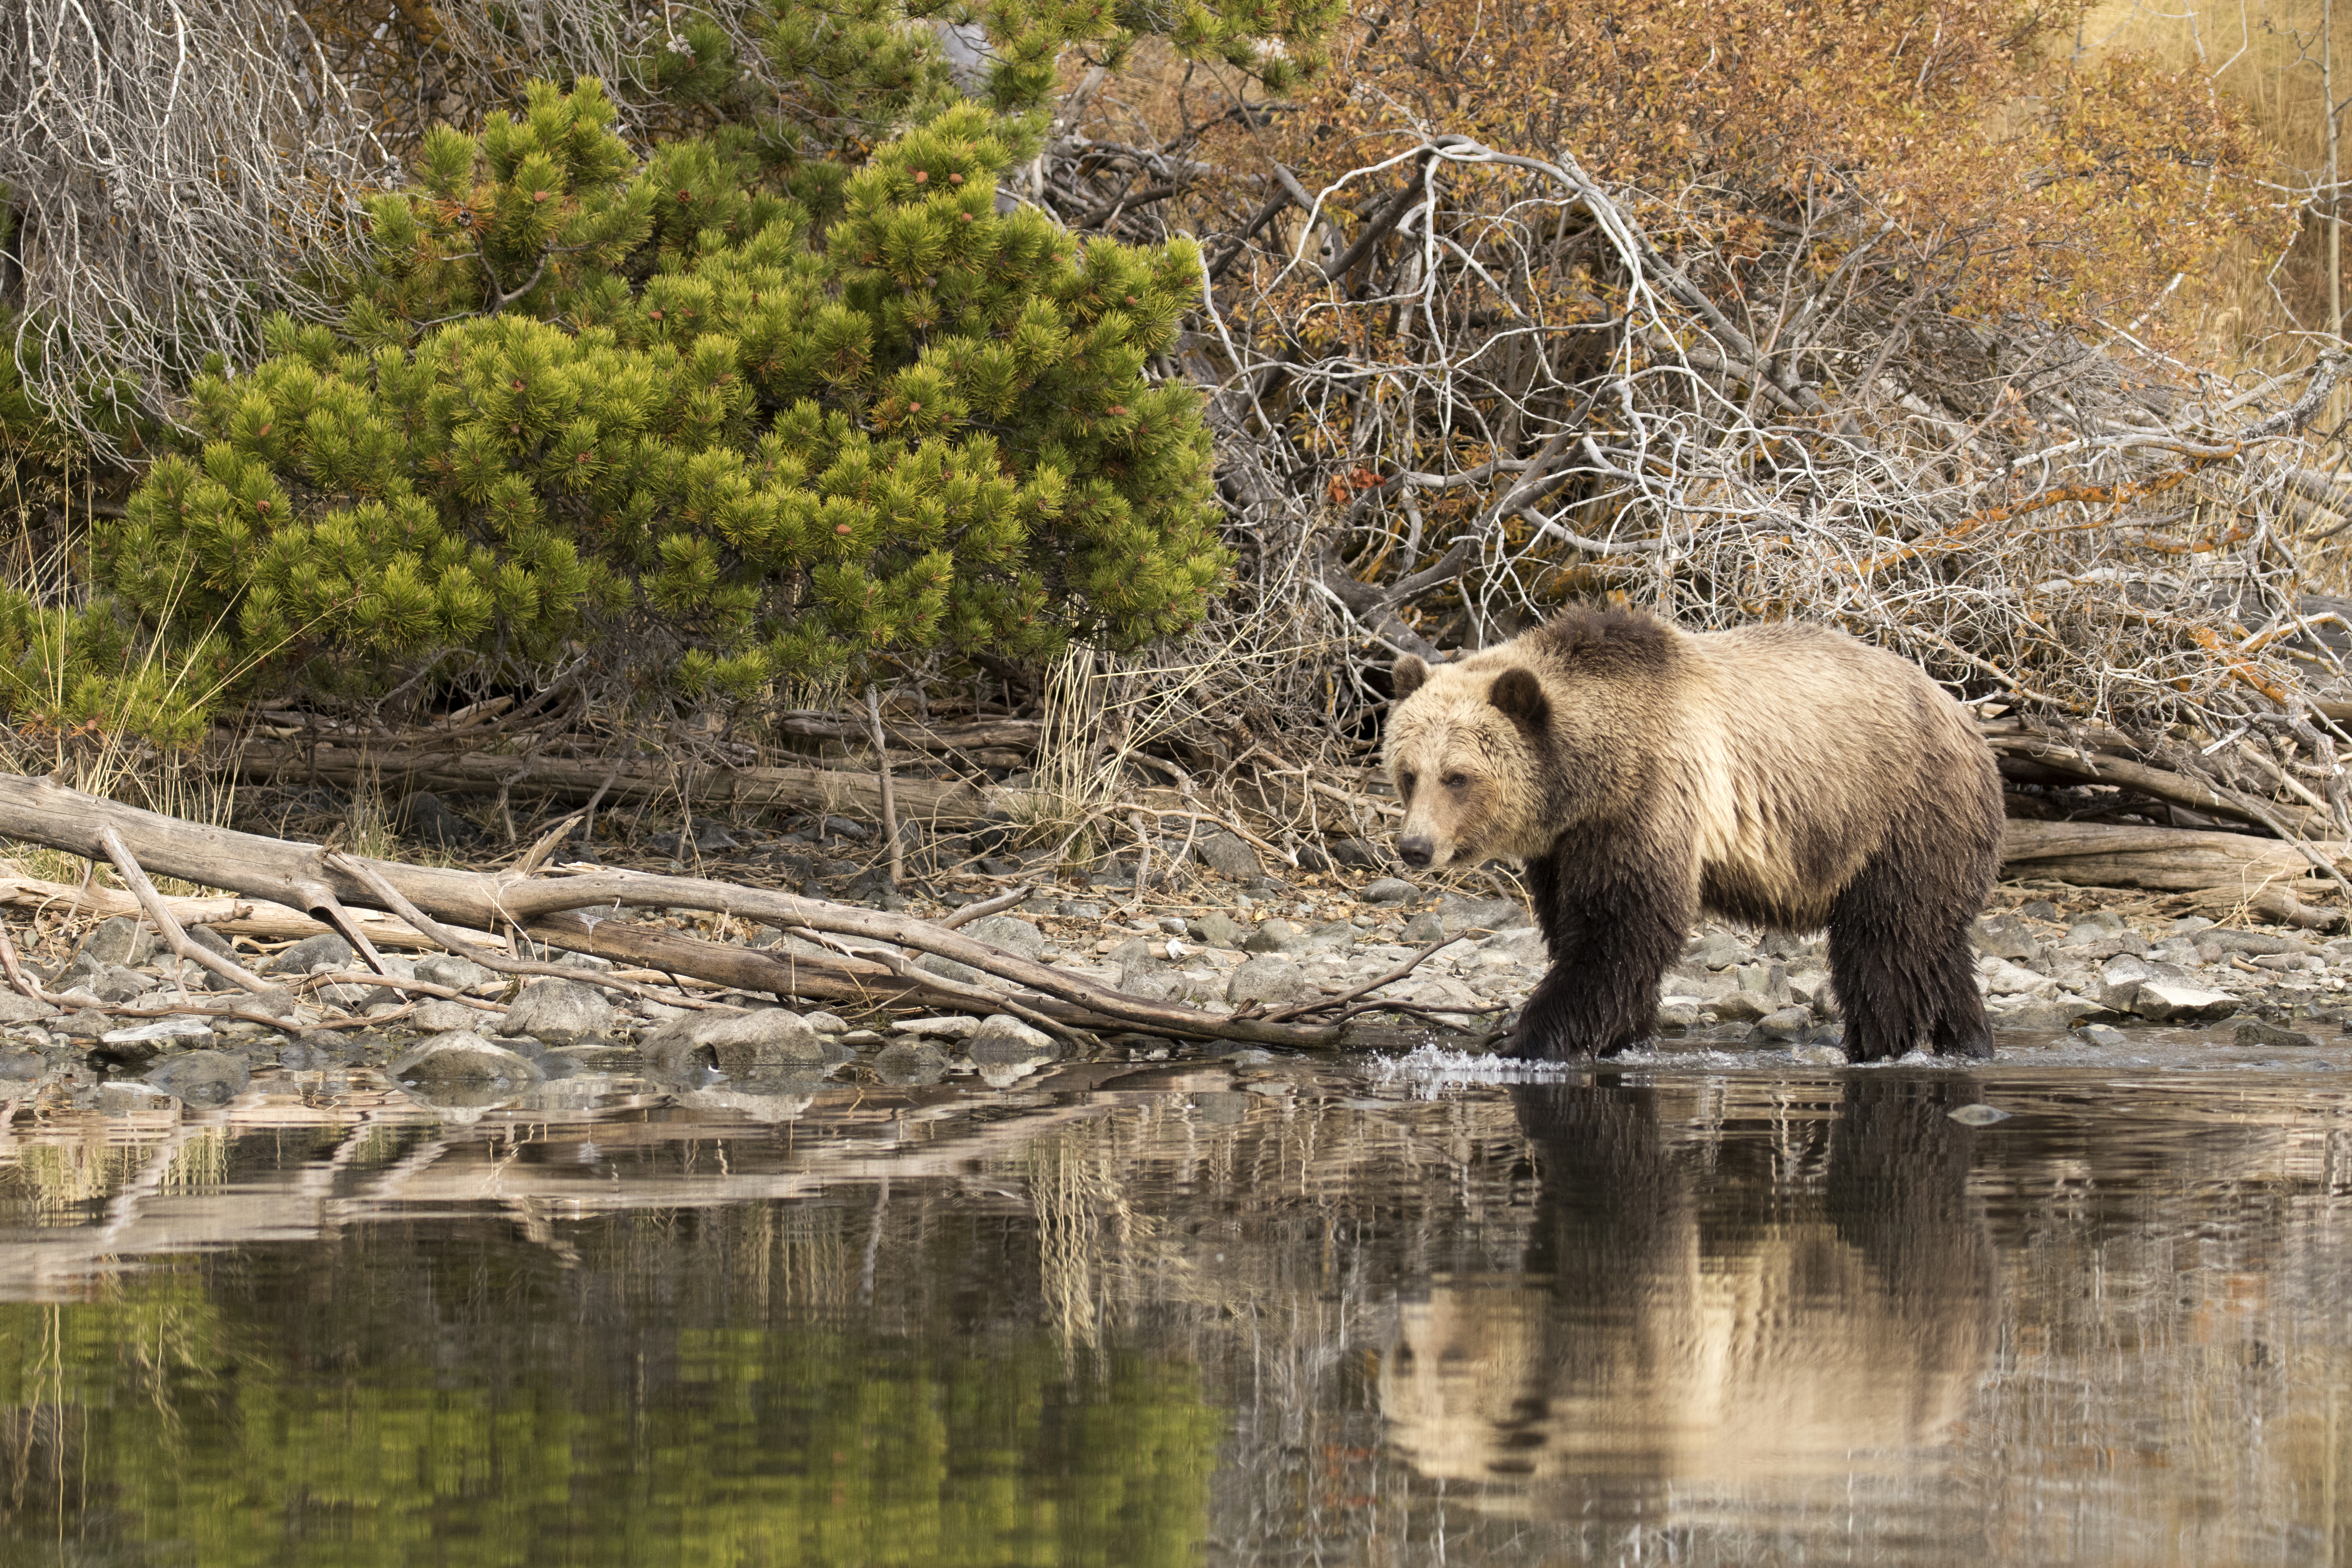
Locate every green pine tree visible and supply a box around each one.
[93,84,1228,714]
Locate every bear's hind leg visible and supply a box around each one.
[1828,853,1992,1063]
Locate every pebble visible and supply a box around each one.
[1948,1104,2012,1126]
[1361,878,1419,904]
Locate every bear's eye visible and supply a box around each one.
[1442,773,1468,790]
[1399,771,1418,796]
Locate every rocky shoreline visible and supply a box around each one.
[1,849,2346,1116]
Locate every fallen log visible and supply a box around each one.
[1987,736,2330,839]
[2003,818,2343,893]
[231,738,1003,825]
[0,773,1340,1049]
[0,873,454,948]
[227,738,1197,835]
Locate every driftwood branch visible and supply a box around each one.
[95,826,280,1000]
[0,775,1342,1048]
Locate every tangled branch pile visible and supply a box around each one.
[1008,0,2352,879]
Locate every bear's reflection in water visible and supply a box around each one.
[1380,1077,1995,1516]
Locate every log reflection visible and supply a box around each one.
[1380,1075,1996,1516]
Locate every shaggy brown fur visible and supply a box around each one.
[1384,606,2003,1063]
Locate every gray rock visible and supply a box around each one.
[2235,1018,2320,1049]
[1749,1006,1814,1041]
[967,1014,1057,1064]
[1654,1001,1700,1032]
[184,924,238,962]
[89,965,150,1004]
[1684,931,1749,971]
[1991,993,2099,1030]
[2130,980,2241,1025]
[408,998,484,1032]
[1789,1041,1849,1066]
[499,979,618,1044]
[1196,831,1262,879]
[916,953,990,985]
[101,1016,215,1048]
[1108,937,1165,990]
[803,1011,850,1035]
[1947,1104,2012,1126]
[389,1031,545,1084]
[54,1003,111,1040]
[1244,918,1306,955]
[0,993,57,1023]
[358,954,420,1008]
[1971,914,2041,961]
[2057,930,2148,961]
[1787,967,1836,1011]
[2098,954,2153,1011]
[1736,962,1790,1003]
[1362,878,1419,904]
[2071,910,2128,936]
[690,1009,828,1073]
[401,790,474,848]
[1300,920,1360,955]
[416,954,496,992]
[2173,915,2218,936]
[1189,912,1250,949]
[820,815,873,841]
[1711,990,1776,1024]
[892,1014,983,1038]
[1328,837,1384,869]
[144,1049,250,1107]
[964,915,1044,959]
[0,1048,44,1080]
[1661,966,1735,1004]
[1400,912,1449,943]
[1437,897,1533,936]
[1294,842,1334,873]
[2205,931,2309,957]
[79,916,155,968]
[2070,1023,2131,1048]
[267,933,354,976]
[873,1039,950,1084]
[1227,956,1313,1006]
[1487,927,1550,963]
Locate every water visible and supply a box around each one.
[3,1030,2352,1566]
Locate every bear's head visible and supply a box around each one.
[1382,655,1554,870]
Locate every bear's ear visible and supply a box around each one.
[1392,653,1429,701]
[1489,667,1550,731]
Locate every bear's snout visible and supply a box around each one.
[1397,834,1436,869]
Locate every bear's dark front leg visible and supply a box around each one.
[1504,839,1695,1061]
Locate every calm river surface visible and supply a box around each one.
[3,1030,2351,1566]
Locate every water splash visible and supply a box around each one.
[1366,1042,1585,1096]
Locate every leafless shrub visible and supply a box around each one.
[1033,112,2352,843]
[0,0,396,450]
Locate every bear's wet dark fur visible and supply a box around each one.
[1385,604,2004,1063]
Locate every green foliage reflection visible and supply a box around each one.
[0,1270,1219,1567]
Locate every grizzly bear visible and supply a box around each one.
[1384,606,2004,1063]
